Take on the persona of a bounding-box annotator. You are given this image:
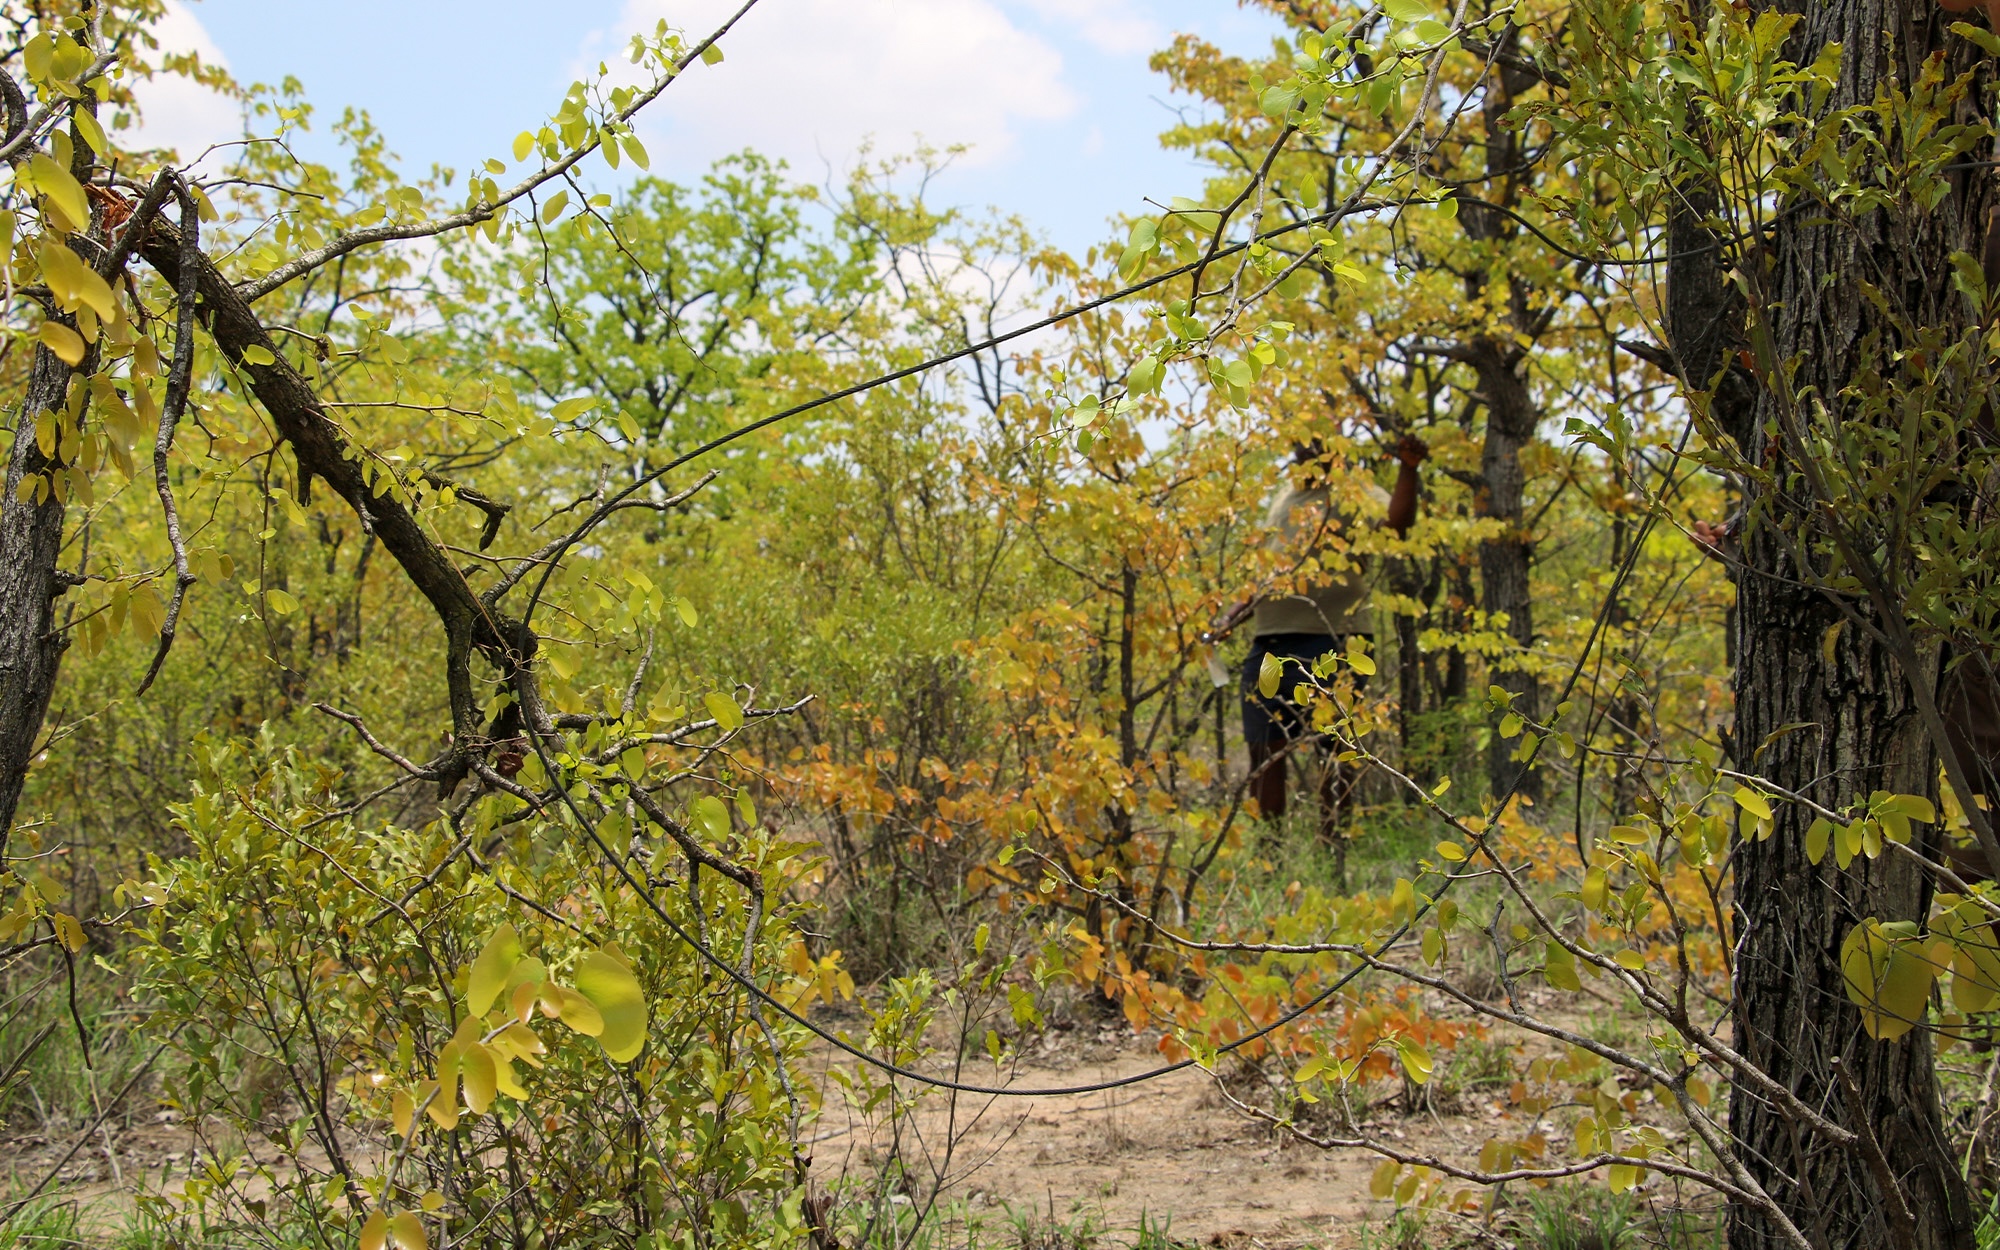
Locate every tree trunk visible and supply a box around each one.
[0,347,86,853]
[1685,4,1986,1244]
[1460,42,1546,805]
[1469,340,1540,804]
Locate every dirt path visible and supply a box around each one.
[804,1025,1506,1248]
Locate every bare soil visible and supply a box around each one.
[803,1023,1518,1249]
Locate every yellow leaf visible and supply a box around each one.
[72,108,107,156]
[1435,841,1465,862]
[360,1211,388,1250]
[420,1191,445,1214]
[39,241,115,318]
[1345,636,1376,675]
[575,947,648,1063]
[1396,1039,1433,1085]
[1805,817,1832,866]
[1368,1157,1400,1198]
[704,691,745,732]
[428,1047,462,1130]
[545,983,604,1036]
[1608,1163,1642,1194]
[264,588,299,615]
[39,321,85,365]
[461,1043,496,1114]
[512,131,535,161]
[1613,950,1646,972]
[391,1089,414,1138]
[1732,786,1773,822]
[468,923,524,1017]
[390,1211,427,1250]
[1389,877,1414,924]
[52,912,84,952]
[1581,867,1608,910]
[1257,652,1282,699]
[28,154,89,232]
[492,1051,526,1098]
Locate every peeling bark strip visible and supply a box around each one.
[1661,3,1991,1245]
[136,225,534,788]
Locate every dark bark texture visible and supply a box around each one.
[1673,4,1991,1245]
[0,348,85,846]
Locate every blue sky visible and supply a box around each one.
[147,0,1287,258]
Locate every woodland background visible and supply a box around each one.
[1,2,1995,1250]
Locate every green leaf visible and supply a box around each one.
[1841,920,1936,1041]
[1952,21,2000,57]
[550,396,600,423]
[1805,817,1832,866]
[539,190,570,224]
[1127,354,1163,395]
[264,588,299,615]
[690,794,730,842]
[701,43,725,65]
[1544,941,1581,992]
[1414,18,1451,41]
[703,691,744,732]
[512,131,536,162]
[1395,1038,1433,1084]
[1877,793,1936,823]
[674,595,698,627]
[468,923,524,1017]
[1257,652,1282,699]
[575,947,648,1062]
[1380,0,1429,20]
[1345,635,1376,676]
[1498,712,1523,739]
[240,344,276,367]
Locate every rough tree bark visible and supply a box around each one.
[1459,35,1546,804]
[0,347,90,844]
[1666,4,1989,1244]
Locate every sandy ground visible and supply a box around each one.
[803,1022,1513,1249]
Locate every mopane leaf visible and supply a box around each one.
[461,1043,497,1113]
[704,691,745,731]
[390,1211,427,1250]
[545,983,604,1036]
[1840,920,1935,1041]
[1257,652,1282,699]
[468,923,524,1017]
[575,947,648,1062]
[39,321,85,365]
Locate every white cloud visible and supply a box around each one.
[1010,0,1160,56]
[123,1,240,164]
[607,0,1078,175]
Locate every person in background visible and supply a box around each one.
[1209,432,1427,848]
